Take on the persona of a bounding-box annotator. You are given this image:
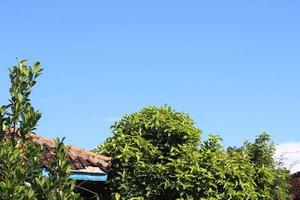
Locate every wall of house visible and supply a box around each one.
[75,180,107,199]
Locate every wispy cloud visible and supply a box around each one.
[275,142,300,173]
[90,117,120,123]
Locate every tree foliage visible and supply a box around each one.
[0,60,81,200]
[243,133,291,200]
[96,106,201,199]
[96,106,290,200]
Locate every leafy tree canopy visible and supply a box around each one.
[96,106,291,200]
[96,106,201,199]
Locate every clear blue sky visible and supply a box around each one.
[1,1,300,150]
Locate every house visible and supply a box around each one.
[291,172,300,200]
[31,133,112,198]
[5,132,112,199]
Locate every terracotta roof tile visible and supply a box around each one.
[4,131,112,173]
[28,133,112,173]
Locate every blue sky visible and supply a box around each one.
[0,1,300,150]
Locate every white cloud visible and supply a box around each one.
[275,142,300,174]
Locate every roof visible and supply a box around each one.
[29,133,112,174]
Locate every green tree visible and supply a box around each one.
[169,135,258,200]
[96,106,290,200]
[96,106,201,199]
[0,60,81,200]
[243,133,291,200]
